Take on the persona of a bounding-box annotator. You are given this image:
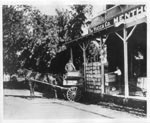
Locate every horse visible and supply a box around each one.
[20,69,58,98]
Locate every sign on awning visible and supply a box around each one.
[89,5,146,33]
[114,5,146,27]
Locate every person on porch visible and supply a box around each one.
[114,67,122,94]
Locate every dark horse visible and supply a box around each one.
[20,69,60,98]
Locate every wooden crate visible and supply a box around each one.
[105,73,116,83]
[137,77,147,90]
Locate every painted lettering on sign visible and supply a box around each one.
[89,5,146,33]
[91,20,113,33]
[114,5,146,27]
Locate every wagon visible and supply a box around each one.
[22,69,84,102]
[62,71,84,101]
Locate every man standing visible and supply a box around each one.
[114,67,122,94]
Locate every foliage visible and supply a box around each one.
[3,4,93,75]
[3,5,28,74]
[53,5,93,71]
[3,5,59,74]
[67,5,93,40]
[67,5,93,68]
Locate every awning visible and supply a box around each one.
[89,5,146,33]
[63,5,146,47]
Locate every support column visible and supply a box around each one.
[123,27,129,97]
[83,48,86,80]
[83,48,87,91]
[101,59,105,94]
[79,43,86,80]
[115,25,136,98]
[100,38,105,94]
[78,42,88,92]
[70,48,73,62]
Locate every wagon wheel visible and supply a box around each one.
[67,87,82,102]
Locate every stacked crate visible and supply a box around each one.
[85,62,101,93]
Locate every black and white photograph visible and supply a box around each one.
[1,0,150,122]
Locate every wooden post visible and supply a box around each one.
[123,27,129,97]
[70,48,73,62]
[82,43,86,80]
[29,80,35,98]
[83,45,86,91]
[115,25,136,98]
[78,43,88,91]
[130,53,133,79]
[101,61,105,94]
[100,38,105,94]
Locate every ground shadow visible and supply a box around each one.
[4,95,42,99]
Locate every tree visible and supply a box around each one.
[55,8,71,42]
[3,5,29,74]
[51,5,93,72]
[3,5,60,74]
[19,9,61,73]
[3,4,93,75]
[55,5,93,42]
[67,5,93,40]
[67,5,93,68]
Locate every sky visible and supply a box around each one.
[33,2,106,35]
[2,0,147,17]
[34,3,105,17]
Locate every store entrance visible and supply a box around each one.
[105,33,124,95]
[128,23,147,96]
[105,23,147,97]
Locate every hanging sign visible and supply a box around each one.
[89,5,146,33]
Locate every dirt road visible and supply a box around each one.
[3,89,144,119]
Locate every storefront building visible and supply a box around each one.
[64,5,147,102]
[88,5,147,98]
